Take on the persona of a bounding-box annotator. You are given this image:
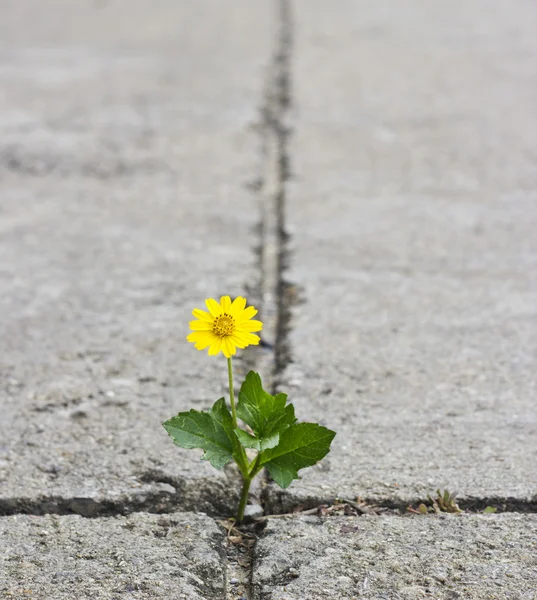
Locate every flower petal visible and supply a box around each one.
[189,320,213,331]
[205,298,221,318]
[222,337,236,358]
[192,308,213,322]
[187,331,216,350]
[236,306,258,322]
[235,319,263,333]
[230,334,247,349]
[220,295,232,313]
[234,332,260,346]
[208,337,223,356]
[229,296,246,317]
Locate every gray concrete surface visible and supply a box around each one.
[264,0,537,511]
[0,0,272,514]
[1,512,226,599]
[1,1,536,599]
[253,514,537,599]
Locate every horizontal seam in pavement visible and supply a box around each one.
[3,494,537,519]
[260,493,537,516]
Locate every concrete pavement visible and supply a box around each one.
[264,0,537,512]
[1,1,536,599]
[252,514,537,599]
[1,513,226,599]
[0,0,272,516]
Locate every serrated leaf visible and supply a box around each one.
[210,398,243,460]
[259,423,336,488]
[163,398,237,469]
[234,427,280,451]
[236,371,296,450]
[234,428,261,450]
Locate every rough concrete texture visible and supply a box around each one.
[1,512,226,599]
[265,0,537,510]
[1,1,537,598]
[253,514,537,600]
[0,0,272,514]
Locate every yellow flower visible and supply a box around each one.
[187,296,263,358]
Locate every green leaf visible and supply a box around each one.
[210,398,244,461]
[234,427,281,452]
[234,427,261,450]
[163,398,237,469]
[483,506,497,514]
[236,371,296,450]
[259,423,336,488]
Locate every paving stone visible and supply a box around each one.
[252,514,537,600]
[264,0,537,511]
[1,512,226,599]
[0,0,272,514]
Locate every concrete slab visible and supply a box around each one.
[1,512,226,599]
[265,0,537,510]
[252,514,537,600]
[0,1,273,514]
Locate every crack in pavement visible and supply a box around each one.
[2,492,536,519]
[226,1,295,597]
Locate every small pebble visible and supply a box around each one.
[243,504,263,519]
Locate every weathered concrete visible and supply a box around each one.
[1,512,226,599]
[0,0,273,514]
[253,514,537,599]
[2,2,537,598]
[265,0,537,511]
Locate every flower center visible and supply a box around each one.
[213,313,235,337]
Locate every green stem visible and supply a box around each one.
[248,454,262,478]
[226,355,249,478]
[237,476,252,522]
[227,357,237,428]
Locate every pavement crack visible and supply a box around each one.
[224,1,295,596]
[0,471,242,518]
[0,493,177,519]
[219,519,267,600]
[249,0,294,395]
[260,493,537,517]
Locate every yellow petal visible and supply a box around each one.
[192,308,213,322]
[220,295,232,313]
[229,296,246,317]
[230,334,247,349]
[235,319,263,333]
[234,332,260,346]
[222,337,236,358]
[205,298,221,318]
[187,331,216,350]
[189,320,213,331]
[208,337,223,356]
[236,306,258,322]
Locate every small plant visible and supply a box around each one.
[162,296,336,521]
[408,489,463,514]
[428,489,462,513]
